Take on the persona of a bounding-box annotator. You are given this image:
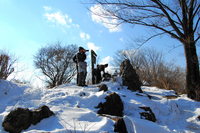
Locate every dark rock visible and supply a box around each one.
[197,115,200,121]
[2,105,54,133]
[139,106,156,122]
[163,95,178,99]
[79,92,86,96]
[98,84,108,92]
[2,108,32,133]
[136,93,153,99]
[95,102,103,109]
[120,59,142,92]
[96,92,124,117]
[102,73,111,81]
[114,118,128,133]
[31,105,54,125]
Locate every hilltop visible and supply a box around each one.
[0,79,200,133]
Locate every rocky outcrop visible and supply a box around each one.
[120,59,142,92]
[96,92,123,117]
[2,105,54,133]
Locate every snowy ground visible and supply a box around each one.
[0,79,200,133]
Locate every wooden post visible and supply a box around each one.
[91,50,97,84]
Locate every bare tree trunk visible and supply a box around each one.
[184,41,200,101]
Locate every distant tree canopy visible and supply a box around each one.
[91,0,200,101]
[34,42,78,88]
[0,51,16,80]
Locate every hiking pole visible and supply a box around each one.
[76,62,79,85]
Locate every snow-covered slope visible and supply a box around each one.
[0,79,200,133]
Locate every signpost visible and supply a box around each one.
[91,50,97,84]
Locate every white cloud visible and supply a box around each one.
[87,42,101,52]
[90,4,121,32]
[43,6,52,11]
[100,56,114,64]
[44,11,72,26]
[80,32,90,40]
[43,7,80,33]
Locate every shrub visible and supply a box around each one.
[0,51,16,80]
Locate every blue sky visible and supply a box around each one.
[0,0,190,83]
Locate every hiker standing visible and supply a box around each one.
[73,47,88,86]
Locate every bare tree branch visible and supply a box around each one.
[151,0,184,38]
[194,16,200,33]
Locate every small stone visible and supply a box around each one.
[98,84,108,92]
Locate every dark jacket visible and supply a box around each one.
[73,52,86,63]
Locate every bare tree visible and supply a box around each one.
[34,42,78,88]
[0,51,16,80]
[91,0,200,100]
[114,48,186,93]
